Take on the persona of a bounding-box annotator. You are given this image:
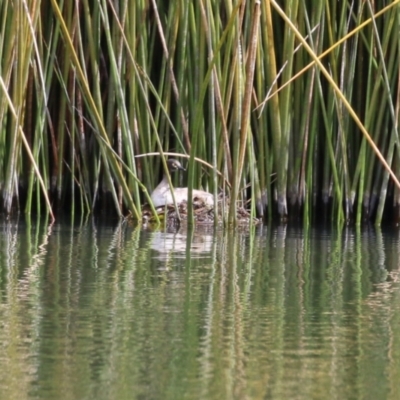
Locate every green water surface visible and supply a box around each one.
[0,220,399,400]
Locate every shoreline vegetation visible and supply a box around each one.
[1,1,400,226]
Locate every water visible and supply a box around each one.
[0,219,399,400]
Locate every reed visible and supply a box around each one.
[0,0,399,226]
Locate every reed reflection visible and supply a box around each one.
[0,220,398,399]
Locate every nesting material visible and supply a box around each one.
[141,195,261,228]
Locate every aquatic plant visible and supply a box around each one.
[0,0,399,226]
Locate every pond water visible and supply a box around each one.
[0,218,399,400]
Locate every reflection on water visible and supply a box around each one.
[0,219,399,399]
[150,228,214,260]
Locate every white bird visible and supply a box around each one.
[151,159,214,208]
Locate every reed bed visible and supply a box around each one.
[0,0,399,226]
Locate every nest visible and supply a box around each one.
[141,195,262,228]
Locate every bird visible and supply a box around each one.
[150,159,214,208]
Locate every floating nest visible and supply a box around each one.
[141,195,262,228]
